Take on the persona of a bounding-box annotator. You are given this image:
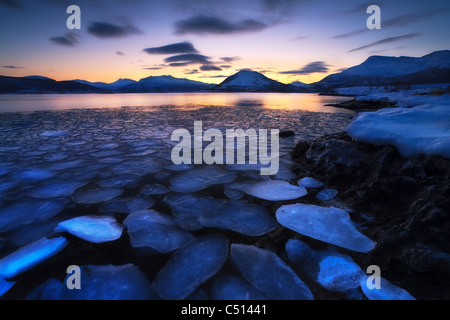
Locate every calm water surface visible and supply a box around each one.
[0,93,353,113]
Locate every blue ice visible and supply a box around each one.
[153,234,229,300]
[0,237,67,278]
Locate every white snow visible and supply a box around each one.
[276,204,376,253]
[55,216,123,243]
[347,97,450,158]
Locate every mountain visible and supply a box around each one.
[74,78,136,91]
[214,69,299,92]
[119,75,212,93]
[0,75,107,94]
[314,50,450,91]
[290,81,307,87]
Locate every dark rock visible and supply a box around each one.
[292,132,450,299]
[279,130,295,138]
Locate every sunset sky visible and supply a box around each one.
[1,0,449,84]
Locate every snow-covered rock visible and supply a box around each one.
[298,177,324,188]
[347,101,450,158]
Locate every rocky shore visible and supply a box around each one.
[292,131,450,299]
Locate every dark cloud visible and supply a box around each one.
[116,51,124,55]
[200,65,222,71]
[334,8,447,39]
[49,33,80,47]
[0,0,24,10]
[220,56,241,63]
[199,75,227,78]
[143,42,198,55]
[174,15,267,35]
[3,65,24,69]
[280,61,330,75]
[142,66,164,70]
[164,53,212,65]
[348,33,421,52]
[185,69,199,74]
[87,21,142,38]
[220,65,232,68]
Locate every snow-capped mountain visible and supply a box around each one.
[314,50,450,90]
[289,81,307,87]
[120,75,212,92]
[214,69,296,92]
[74,78,137,91]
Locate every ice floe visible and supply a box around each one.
[211,274,268,300]
[0,277,15,297]
[123,210,193,253]
[360,276,415,300]
[0,237,67,278]
[153,234,229,300]
[72,188,123,204]
[298,177,324,188]
[28,180,87,199]
[55,216,123,243]
[164,193,276,236]
[99,196,154,214]
[276,204,376,253]
[228,180,307,201]
[316,188,339,201]
[170,167,236,192]
[139,184,170,195]
[286,239,365,292]
[231,244,313,300]
[26,264,158,300]
[0,198,67,233]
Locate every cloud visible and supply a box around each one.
[142,67,164,70]
[348,33,421,52]
[164,53,212,65]
[174,15,267,35]
[143,42,199,55]
[334,8,447,39]
[185,69,199,74]
[291,35,308,41]
[0,0,24,10]
[220,56,241,63]
[220,65,232,68]
[3,65,24,69]
[49,33,80,47]
[200,65,222,71]
[116,51,124,56]
[87,21,142,38]
[280,61,330,75]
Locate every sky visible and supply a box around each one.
[0,0,449,84]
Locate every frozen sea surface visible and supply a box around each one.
[0,102,355,300]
